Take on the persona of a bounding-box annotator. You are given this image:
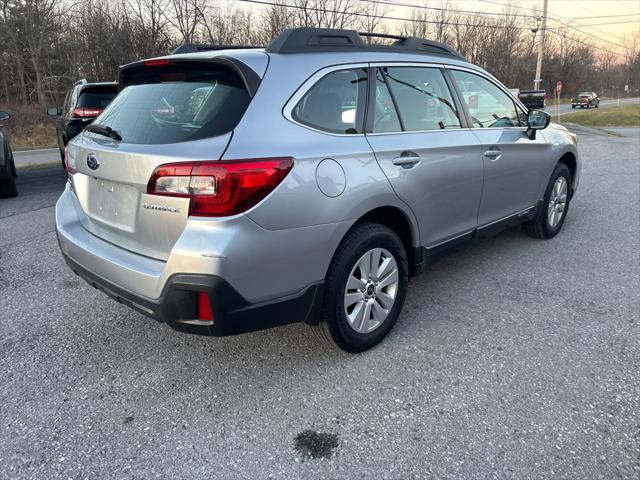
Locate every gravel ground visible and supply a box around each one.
[0,130,639,479]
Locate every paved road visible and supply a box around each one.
[13,148,60,169]
[1,130,639,479]
[552,97,639,116]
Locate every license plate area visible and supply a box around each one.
[86,178,139,231]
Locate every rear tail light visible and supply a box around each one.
[72,107,103,118]
[147,158,294,217]
[144,59,172,67]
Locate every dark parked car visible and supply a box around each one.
[517,89,547,110]
[48,80,118,167]
[571,92,599,109]
[0,111,17,198]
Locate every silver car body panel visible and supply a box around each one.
[57,47,581,311]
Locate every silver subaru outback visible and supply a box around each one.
[56,28,580,352]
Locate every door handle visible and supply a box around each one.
[483,149,502,160]
[392,151,421,168]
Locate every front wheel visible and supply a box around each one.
[523,163,571,239]
[312,222,409,353]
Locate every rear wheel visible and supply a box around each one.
[312,222,408,353]
[0,163,17,198]
[523,163,571,239]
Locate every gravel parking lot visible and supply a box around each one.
[1,129,639,479]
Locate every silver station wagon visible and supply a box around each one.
[56,28,580,352]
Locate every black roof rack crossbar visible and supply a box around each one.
[266,28,466,60]
[171,44,264,55]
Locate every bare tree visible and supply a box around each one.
[293,0,360,29]
[257,3,296,44]
[18,0,62,106]
[1,0,638,107]
[170,0,205,44]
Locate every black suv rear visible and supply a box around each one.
[48,80,118,166]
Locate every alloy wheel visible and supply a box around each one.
[547,176,568,228]
[343,248,399,334]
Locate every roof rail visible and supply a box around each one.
[266,28,466,60]
[171,44,264,55]
[73,79,88,86]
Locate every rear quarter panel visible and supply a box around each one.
[225,55,419,237]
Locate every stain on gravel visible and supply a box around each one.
[294,430,339,459]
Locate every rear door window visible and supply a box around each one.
[383,66,462,132]
[94,62,251,144]
[372,68,402,133]
[292,68,368,134]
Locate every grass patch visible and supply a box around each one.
[0,103,58,150]
[561,103,640,127]
[8,123,58,150]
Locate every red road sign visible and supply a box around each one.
[556,81,562,95]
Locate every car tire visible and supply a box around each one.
[523,163,571,239]
[0,170,18,198]
[60,138,67,168]
[312,222,409,353]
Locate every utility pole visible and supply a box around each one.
[534,0,548,90]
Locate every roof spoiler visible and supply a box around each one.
[118,56,262,97]
[266,28,466,60]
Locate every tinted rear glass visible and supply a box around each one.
[94,63,250,144]
[77,86,117,109]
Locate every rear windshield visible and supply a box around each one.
[78,86,117,109]
[93,63,250,144]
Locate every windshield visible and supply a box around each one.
[93,63,250,144]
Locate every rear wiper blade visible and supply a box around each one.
[85,123,122,141]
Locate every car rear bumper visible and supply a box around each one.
[55,184,340,335]
[60,250,323,335]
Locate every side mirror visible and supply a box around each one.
[526,109,550,140]
[0,111,9,122]
[47,107,60,117]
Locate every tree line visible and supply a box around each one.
[1,0,639,109]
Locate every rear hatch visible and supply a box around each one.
[67,58,257,261]
[74,84,118,119]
